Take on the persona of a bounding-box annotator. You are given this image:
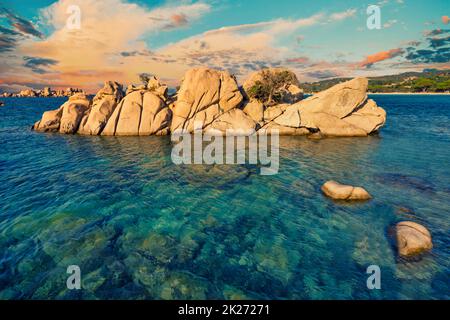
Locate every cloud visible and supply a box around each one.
[306,70,341,79]
[0,34,17,53]
[23,56,58,74]
[424,28,450,36]
[383,19,398,28]
[428,35,450,48]
[1,8,44,38]
[405,48,450,64]
[359,48,404,68]
[5,0,211,91]
[328,9,357,22]
[286,57,310,64]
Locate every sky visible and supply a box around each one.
[0,0,449,93]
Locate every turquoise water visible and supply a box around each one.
[0,95,449,300]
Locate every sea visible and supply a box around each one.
[0,94,449,299]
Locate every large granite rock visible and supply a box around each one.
[342,99,387,134]
[242,100,264,123]
[267,77,386,136]
[32,68,387,138]
[395,221,433,258]
[205,109,257,135]
[79,81,123,135]
[59,93,91,134]
[170,68,243,133]
[321,180,372,200]
[33,93,90,133]
[102,88,171,136]
[33,108,63,132]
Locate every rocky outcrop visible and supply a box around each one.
[79,81,123,135]
[33,93,91,133]
[265,77,386,137]
[321,180,372,200]
[205,109,257,135]
[102,85,171,136]
[12,87,84,97]
[59,93,91,134]
[32,67,387,137]
[395,221,433,258]
[170,68,243,133]
[19,89,37,97]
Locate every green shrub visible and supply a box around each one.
[247,70,298,105]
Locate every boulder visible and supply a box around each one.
[102,87,171,136]
[146,76,168,101]
[19,89,37,97]
[395,221,433,258]
[205,109,257,135]
[298,78,368,118]
[301,112,368,137]
[242,100,264,123]
[33,108,63,132]
[261,122,310,135]
[342,99,387,134]
[171,68,243,133]
[59,93,91,134]
[321,180,372,200]
[41,87,52,97]
[113,90,143,136]
[263,104,288,122]
[79,81,123,135]
[266,77,386,136]
[139,92,172,135]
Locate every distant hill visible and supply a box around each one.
[300,69,450,93]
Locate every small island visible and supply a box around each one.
[31,67,386,138]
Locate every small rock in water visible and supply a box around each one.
[395,221,433,258]
[321,180,372,200]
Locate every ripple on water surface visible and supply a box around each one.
[0,96,449,299]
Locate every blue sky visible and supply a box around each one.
[0,0,449,92]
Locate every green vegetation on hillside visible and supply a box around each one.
[300,69,450,93]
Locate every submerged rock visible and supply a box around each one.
[321,180,372,200]
[395,221,433,258]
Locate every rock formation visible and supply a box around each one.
[101,78,171,136]
[395,221,433,258]
[170,67,244,133]
[5,87,84,97]
[321,180,372,200]
[33,93,91,133]
[32,67,387,137]
[265,77,386,137]
[79,81,123,135]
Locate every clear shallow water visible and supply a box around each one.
[0,95,449,300]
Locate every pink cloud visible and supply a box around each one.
[359,48,404,68]
[442,16,450,25]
